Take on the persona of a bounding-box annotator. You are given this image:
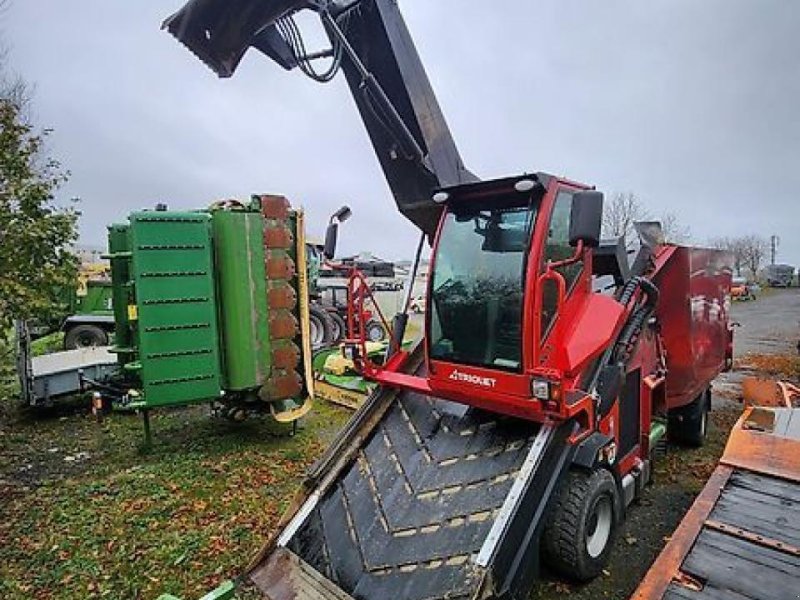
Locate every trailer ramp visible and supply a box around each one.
[250,351,575,600]
[633,406,800,600]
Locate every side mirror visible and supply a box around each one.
[569,191,603,248]
[323,205,352,260]
[332,205,352,223]
[324,222,338,260]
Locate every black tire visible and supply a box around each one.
[308,304,334,350]
[542,468,620,582]
[64,324,108,350]
[328,311,346,343]
[365,319,386,342]
[668,388,710,447]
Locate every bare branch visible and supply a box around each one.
[602,191,651,242]
[660,211,691,244]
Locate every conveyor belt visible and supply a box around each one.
[250,354,575,600]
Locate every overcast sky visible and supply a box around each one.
[3,1,799,264]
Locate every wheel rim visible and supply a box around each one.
[586,496,613,559]
[330,318,342,342]
[77,333,97,348]
[367,324,385,342]
[310,316,324,348]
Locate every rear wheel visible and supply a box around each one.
[365,319,386,342]
[668,389,710,447]
[308,305,333,350]
[542,468,620,582]
[328,312,346,343]
[64,324,108,350]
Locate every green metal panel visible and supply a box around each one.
[108,223,133,361]
[129,212,223,407]
[212,209,270,390]
[76,281,114,315]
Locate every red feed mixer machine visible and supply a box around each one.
[164,1,734,598]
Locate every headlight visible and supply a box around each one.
[531,378,550,401]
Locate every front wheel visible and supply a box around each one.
[542,468,620,582]
[365,319,386,342]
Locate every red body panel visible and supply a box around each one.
[653,246,733,410]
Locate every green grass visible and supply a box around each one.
[0,398,350,600]
[30,332,65,356]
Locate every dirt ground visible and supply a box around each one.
[1,290,798,599]
[532,288,800,600]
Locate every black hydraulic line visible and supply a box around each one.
[583,277,660,407]
[384,231,425,362]
[613,278,659,364]
[321,10,425,162]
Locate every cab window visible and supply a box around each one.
[541,191,583,336]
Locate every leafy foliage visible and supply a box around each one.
[0,88,78,333]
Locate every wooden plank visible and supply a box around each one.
[721,408,800,483]
[250,547,355,600]
[681,529,799,599]
[630,466,733,600]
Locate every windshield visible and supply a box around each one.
[429,202,537,371]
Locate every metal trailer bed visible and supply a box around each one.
[15,321,117,406]
[632,406,800,600]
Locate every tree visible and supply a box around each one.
[0,53,78,333]
[659,211,691,244]
[710,235,767,279]
[602,191,650,241]
[710,236,746,276]
[740,235,768,280]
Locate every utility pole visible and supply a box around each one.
[770,235,779,265]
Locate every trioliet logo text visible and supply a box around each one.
[448,369,497,388]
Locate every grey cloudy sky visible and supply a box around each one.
[4,1,800,263]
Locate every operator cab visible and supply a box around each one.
[428,177,543,373]
[415,173,606,422]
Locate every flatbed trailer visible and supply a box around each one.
[15,321,117,407]
[632,406,800,600]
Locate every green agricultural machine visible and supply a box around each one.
[15,195,360,429]
[103,195,319,438]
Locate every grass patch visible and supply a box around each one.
[0,398,350,599]
[738,353,800,379]
[31,332,65,356]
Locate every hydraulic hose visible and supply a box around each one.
[613,277,659,364]
[583,276,660,405]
